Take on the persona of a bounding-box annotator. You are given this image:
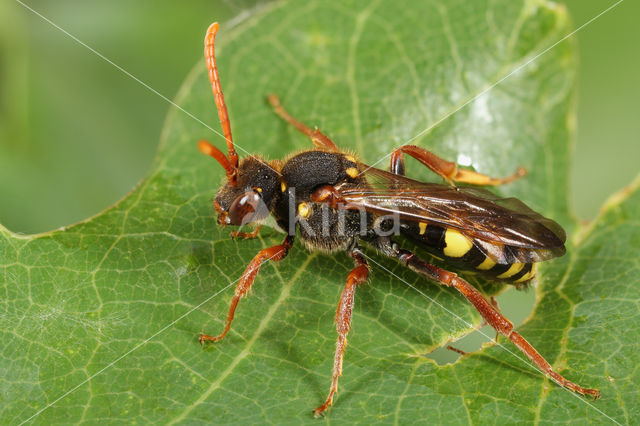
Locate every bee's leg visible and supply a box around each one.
[267,94,339,152]
[390,144,526,186]
[389,245,600,399]
[199,235,294,344]
[314,247,369,418]
[230,225,263,240]
[447,345,468,356]
[446,297,500,355]
[489,296,500,340]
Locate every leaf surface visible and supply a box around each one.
[1,0,635,423]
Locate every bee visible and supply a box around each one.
[197,22,600,417]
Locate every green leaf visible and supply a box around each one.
[1,0,635,423]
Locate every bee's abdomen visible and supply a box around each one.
[401,222,536,283]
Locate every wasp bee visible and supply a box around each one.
[197,23,600,417]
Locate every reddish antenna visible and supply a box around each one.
[203,22,238,185]
[198,140,236,180]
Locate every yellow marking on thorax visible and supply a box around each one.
[496,262,524,279]
[514,264,537,283]
[476,256,496,270]
[298,202,311,218]
[443,229,473,257]
[346,167,359,178]
[281,182,287,192]
[419,222,427,235]
[344,155,356,163]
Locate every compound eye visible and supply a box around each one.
[228,191,262,226]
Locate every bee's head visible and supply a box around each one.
[197,23,280,228]
[209,155,280,227]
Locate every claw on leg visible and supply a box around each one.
[446,345,468,356]
[199,333,218,345]
[230,225,262,240]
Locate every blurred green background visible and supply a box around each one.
[0,0,638,363]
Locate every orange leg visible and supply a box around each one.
[390,144,526,186]
[230,225,263,240]
[489,296,500,341]
[393,247,600,399]
[267,94,340,152]
[446,296,500,355]
[199,235,294,344]
[447,345,468,356]
[313,248,369,418]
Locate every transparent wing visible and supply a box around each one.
[337,165,566,261]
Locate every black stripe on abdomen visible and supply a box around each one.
[486,246,518,276]
[401,222,537,283]
[422,224,446,250]
[509,263,533,282]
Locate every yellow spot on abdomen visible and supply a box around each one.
[476,256,496,270]
[346,167,359,178]
[443,229,473,257]
[419,222,427,235]
[298,202,311,218]
[281,182,287,192]
[496,262,524,279]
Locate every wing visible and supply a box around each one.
[337,165,566,260]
